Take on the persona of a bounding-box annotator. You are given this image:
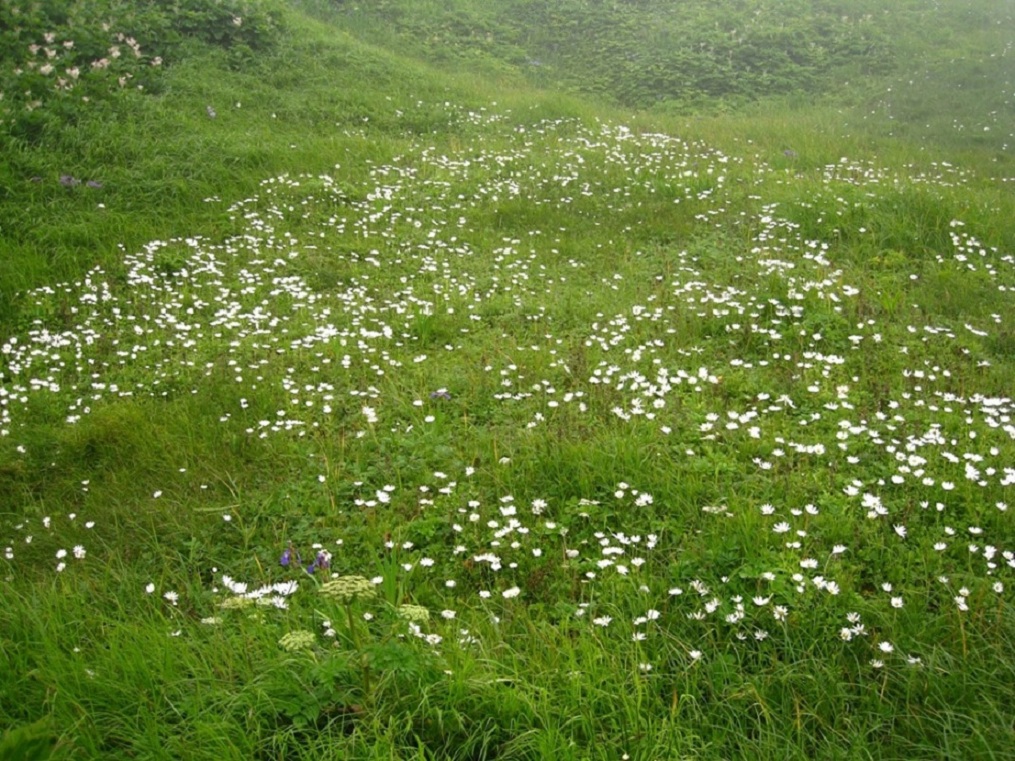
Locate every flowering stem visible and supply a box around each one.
[344,602,372,703]
[998,597,1004,643]
[345,602,359,648]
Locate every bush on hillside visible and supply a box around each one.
[0,0,287,145]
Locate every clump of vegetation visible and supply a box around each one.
[0,0,285,146]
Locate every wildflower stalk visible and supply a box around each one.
[320,449,337,514]
[631,646,646,711]
[997,596,1005,644]
[321,576,376,704]
[344,601,373,702]
[345,601,359,647]
[379,547,402,606]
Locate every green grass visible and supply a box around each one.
[3,1,1015,759]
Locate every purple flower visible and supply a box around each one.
[280,543,301,568]
[306,549,332,574]
[282,542,332,574]
[59,175,80,187]
[429,389,452,400]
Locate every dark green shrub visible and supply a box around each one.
[0,0,287,146]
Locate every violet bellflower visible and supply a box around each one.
[281,543,331,574]
[308,549,332,574]
[280,542,301,569]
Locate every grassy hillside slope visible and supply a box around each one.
[316,0,1014,151]
[1,1,1014,759]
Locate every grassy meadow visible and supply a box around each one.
[1,1,1014,758]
